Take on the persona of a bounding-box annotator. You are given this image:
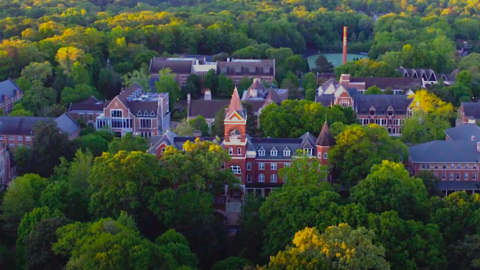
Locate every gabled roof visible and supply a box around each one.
[55,113,80,136]
[349,77,422,90]
[218,59,274,77]
[445,125,480,141]
[0,116,53,135]
[0,79,22,101]
[265,89,282,104]
[354,94,412,111]
[299,132,316,149]
[68,96,105,112]
[316,122,335,146]
[409,140,480,163]
[461,102,480,119]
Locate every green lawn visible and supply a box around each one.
[307,53,368,70]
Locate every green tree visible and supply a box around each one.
[20,61,52,83]
[20,81,57,116]
[329,124,407,188]
[10,103,34,116]
[55,47,85,82]
[189,115,209,136]
[121,69,150,92]
[203,69,218,95]
[60,84,96,106]
[23,217,70,270]
[172,119,195,136]
[364,85,382,94]
[156,229,198,269]
[155,68,180,112]
[279,150,327,186]
[305,87,316,101]
[351,161,429,221]
[269,224,389,270]
[211,257,253,270]
[237,77,253,97]
[0,174,48,237]
[417,170,442,198]
[285,55,306,73]
[212,105,228,136]
[218,73,234,97]
[314,55,334,73]
[74,134,108,156]
[448,234,480,270]
[52,213,185,270]
[108,132,148,153]
[302,72,317,90]
[98,68,122,99]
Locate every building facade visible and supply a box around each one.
[95,83,170,137]
[397,67,458,86]
[408,124,480,195]
[0,113,80,152]
[0,79,24,115]
[150,88,335,197]
[316,75,413,136]
[67,96,107,126]
[458,102,480,125]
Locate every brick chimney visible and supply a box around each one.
[472,136,475,141]
[342,26,347,65]
[339,74,350,85]
[204,90,212,100]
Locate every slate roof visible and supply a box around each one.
[438,181,480,191]
[68,96,105,112]
[349,77,422,89]
[189,100,269,119]
[461,102,480,119]
[316,122,335,146]
[149,57,194,74]
[113,83,163,117]
[409,141,480,163]
[445,125,480,141]
[354,94,412,111]
[226,88,245,119]
[218,60,274,77]
[0,116,53,135]
[0,79,22,101]
[55,113,80,136]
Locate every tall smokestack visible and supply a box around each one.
[342,26,347,65]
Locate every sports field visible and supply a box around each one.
[306,53,368,70]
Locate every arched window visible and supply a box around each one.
[258,148,265,156]
[318,152,322,158]
[323,153,328,159]
[230,165,241,174]
[246,174,252,183]
[258,173,265,182]
[161,148,166,153]
[246,162,251,170]
[237,147,241,155]
[144,111,148,116]
[228,147,233,155]
[270,174,277,183]
[270,148,277,156]
[283,148,290,157]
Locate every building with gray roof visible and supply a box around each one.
[0,79,24,115]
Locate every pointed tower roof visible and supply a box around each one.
[316,121,335,146]
[225,87,245,119]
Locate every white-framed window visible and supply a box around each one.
[137,111,142,116]
[283,148,290,156]
[230,165,241,174]
[271,163,277,170]
[318,152,322,158]
[474,173,477,180]
[426,164,430,169]
[284,163,290,167]
[8,136,12,141]
[270,174,277,183]
[26,136,31,141]
[443,164,446,169]
[339,99,349,106]
[228,147,233,155]
[151,111,155,116]
[271,148,277,156]
[466,164,469,169]
[111,110,122,118]
[8,143,13,148]
[450,163,454,169]
[247,162,251,171]
[456,173,460,180]
[323,153,328,159]
[0,136,4,140]
[258,163,265,170]
[237,147,241,155]
[258,148,265,156]
[393,119,400,125]
[304,148,312,156]
[258,174,265,182]
[144,111,148,116]
[247,174,251,183]
[450,173,454,180]
[465,173,469,180]
[422,164,425,169]
[475,164,478,169]
[17,136,22,141]
[457,164,461,169]
[442,172,446,180]
[434,164,438,169]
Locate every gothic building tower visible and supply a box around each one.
[223,88,247,184]
[316,121,335,166]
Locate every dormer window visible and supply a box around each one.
[151,111,155,116]
[270,147,277,157]
[137,111,142,116]
[258,148,265,156]
[283,148,290,157]
[304,148,312,156]
[369,108,376,115]
[144,111,148,116]
[387,107,394,116]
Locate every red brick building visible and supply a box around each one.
[0,79,24,115]
[408,124,480,195]
[316,74,413,136]
[458,102,480,125]
[67,96,106,126]
[150,88,335,197]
